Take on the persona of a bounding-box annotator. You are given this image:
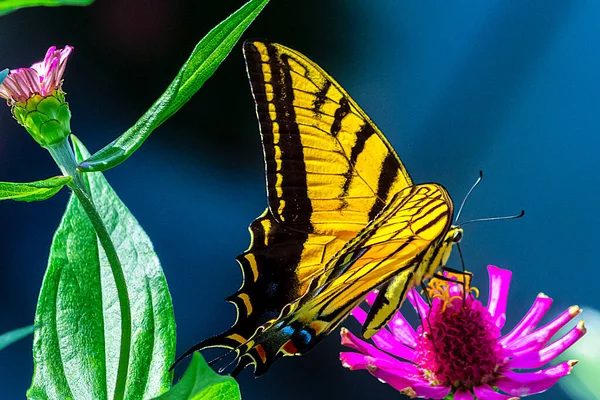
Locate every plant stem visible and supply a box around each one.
[46,138,131,400]
[71,186,131,400]
[44,138,85,189]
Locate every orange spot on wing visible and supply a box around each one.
[255,344,267,363]
[227,333,247,344]
[281,340,299,356]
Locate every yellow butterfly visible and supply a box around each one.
[177,41,464,376]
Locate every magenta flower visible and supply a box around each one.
[0,46,73,104]
[340,266,585,399]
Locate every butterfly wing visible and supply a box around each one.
[246,40,413,232]
[178,41,420,372]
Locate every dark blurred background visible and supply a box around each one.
[1,1,598,399]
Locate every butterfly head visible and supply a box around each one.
[438,225,463,267]
[449,226,463,243]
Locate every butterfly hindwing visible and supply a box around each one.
[294,183,453,336]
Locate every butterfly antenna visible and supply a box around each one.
[455,170,483,223]
[419,281,435,343]
[460,210,525,226]
[456,243,467,304]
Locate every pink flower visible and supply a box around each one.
[340,266,585,399]
[0,46,73,104]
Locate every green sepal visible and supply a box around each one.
[13,91,72,147]
[0,175,72,202]
[0,325,35,351]
[0,0,94,16]
[79,0,269,172]
[27,136,176,400]
[153,353,241,400]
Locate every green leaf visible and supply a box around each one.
[0,176,72,202]
[27,136,176,400]
[0,68,7,85]
[0,0,93,16]
[79,0,269,172]
[154,353,241,400]
[0,325,35,351]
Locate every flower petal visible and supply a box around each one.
[486,265,512,330]
[388,310,417,347]
[42,46,73,94]
[367,354,421,376]
[500,293,553,346]
[368,366,451,399]
[43,46,57,66]
[454,389,474,400]
[407,384,452,399]
[340,328,401,365]
[351,305,369,325]
[347,308,415,361]
[365,291,378,305]
[494,361,577,397]
[407,289,430,321]
[473,384,519,400]
[340,352,419,375]
[508,321,586,369]
[505,306,581,354]
[0,69,41,103]
[371,327,416,361]
[340,351,369,370]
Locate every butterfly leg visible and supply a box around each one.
[420,279,433,308]
[440,266,472,276]
[456,242,468,301]
[417,278,437,343]
[432,272,467,283]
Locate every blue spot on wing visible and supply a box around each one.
[281,325,294,336]
[295,329,312,345]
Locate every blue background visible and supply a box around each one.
[0,1,597,399]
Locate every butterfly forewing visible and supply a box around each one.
[245,41,412,233]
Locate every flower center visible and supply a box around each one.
[414,274,504,390]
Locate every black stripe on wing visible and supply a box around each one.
[244,41,314,232]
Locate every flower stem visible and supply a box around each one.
[46,138,131,400]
